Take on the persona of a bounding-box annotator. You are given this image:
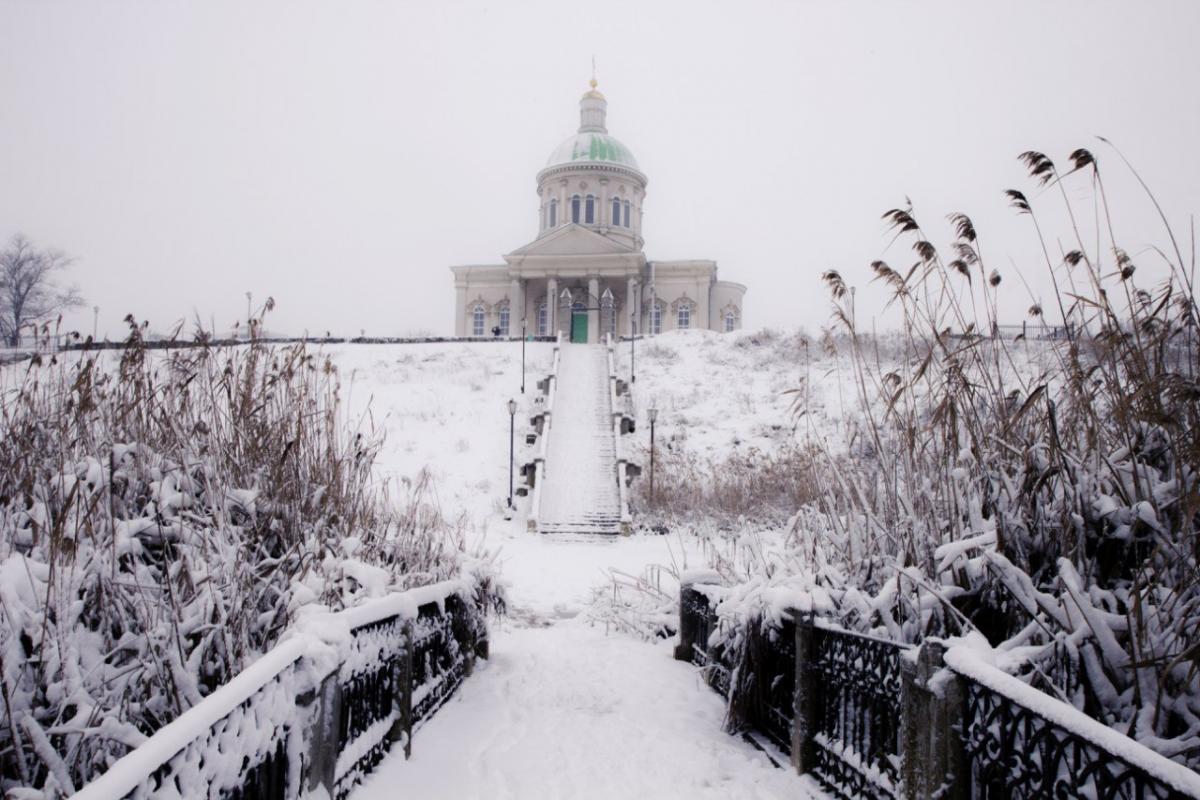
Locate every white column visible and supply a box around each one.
[509,277,521,336]
[626,276,637,336]
[455,286,467,337]
[547,277,558,336]
[588,276,600,344]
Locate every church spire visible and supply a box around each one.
[579,72,607,133]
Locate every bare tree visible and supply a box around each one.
[0,234,83,346]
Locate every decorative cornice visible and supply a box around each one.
[536,161,647,187]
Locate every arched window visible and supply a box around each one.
[612,196,621,225]
[549,199,557,227]
[650,302,663,335]
[585,195,595,224]
[537,302,548,335]
[677,303,691,330]
[571,195,581,223]
[622,201,631,228]
[724,310,736,332]
[472,305,485,337]
[499,306,510,336]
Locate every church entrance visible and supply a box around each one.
[570,303,588,343]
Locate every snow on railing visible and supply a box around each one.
[604,334,632,531]
[674,579,1200,799]
[945,646,1200,799]
[529,332,562,531]
[71,578,487,800]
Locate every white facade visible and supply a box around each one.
[451,82,747,342]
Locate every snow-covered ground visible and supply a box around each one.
[356,617,818,800]
[323,337,824,799]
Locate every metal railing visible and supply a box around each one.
[605,333,633,531]
[528,332,561,531]
[674,580,1200,799]
[946,648,1200,800]
[72,579,488,800]
[808,623,908,800]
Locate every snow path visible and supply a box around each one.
[538,344,622,534]
[352,528,825,800]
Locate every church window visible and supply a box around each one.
[650,302,662,335]
[499,306,510,336]
[472,305,485,337]
[585,195,595,224]
[571,195,581,223]
[549,199,557,227]
[537,303,548,335]
[677,303,691,330]
[622,201,631,228]
[725,310,736,332]
[612,197,621,225]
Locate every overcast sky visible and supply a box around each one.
[2,0,1198,339]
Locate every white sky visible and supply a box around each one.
[2,0,1198,339]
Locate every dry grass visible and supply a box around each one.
[0,314,467,793]
[795,144,1200,765]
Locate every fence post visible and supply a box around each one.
[900,640,967,799]
[674,574,718,662]
[301,668,342,797]
[395,620,415,759]
[791,615,819,776]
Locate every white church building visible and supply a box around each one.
[451,81,746,343]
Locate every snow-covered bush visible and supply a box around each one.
[720,147,1199,769]
[0,315,474,795]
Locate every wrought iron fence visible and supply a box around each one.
[677,583,794,756]
[961,677,1194,799]
[675,582,1200,800]
[809,624,909,800]
[72,580,486,800]
[335,613,408,800]
[678,583,730,694]
[412,595,472,726]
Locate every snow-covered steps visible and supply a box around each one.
[537,344,623,535]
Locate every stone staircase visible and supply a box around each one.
[536,344,623,535]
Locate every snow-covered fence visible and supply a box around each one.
[605,333,634,533]
[674,580,1200,800]
[71,579,488,800]
[528,332,562,531]
[945,646,1200,800]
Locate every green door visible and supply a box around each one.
[571,311,588,343]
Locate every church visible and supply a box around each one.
[450,81,746,343]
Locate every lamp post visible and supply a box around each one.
[245,291,252,339]
[520,318,527,394]
[507,398,517,509]
[648,406,658,505]
[92,305,99,341]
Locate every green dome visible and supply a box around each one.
[546,132,640,171]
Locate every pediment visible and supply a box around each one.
[506,224,637,257]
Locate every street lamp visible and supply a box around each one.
[507,398,518,509]
[648,406,658,505]
[245,291,252,340]
[92,305,99,341]
[520,317,527,394]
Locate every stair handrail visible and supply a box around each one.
[529,331,562,531]
[604,333,632,531]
